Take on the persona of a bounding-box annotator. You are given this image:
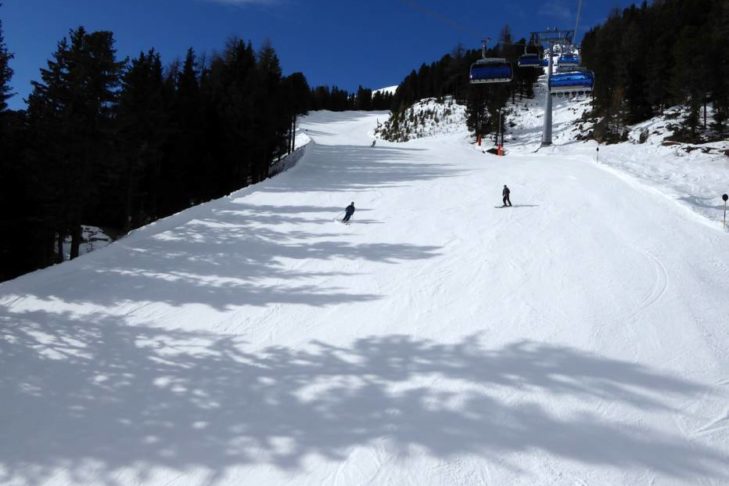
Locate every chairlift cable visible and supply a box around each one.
[574,0,583,45]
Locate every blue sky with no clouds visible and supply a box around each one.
[1,0,639,109]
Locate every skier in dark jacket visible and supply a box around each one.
[343,202,355,222]
[502,185,512,207]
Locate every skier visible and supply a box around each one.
[342,202,355,223]
[502,185,512,207]
[371,139,376,147]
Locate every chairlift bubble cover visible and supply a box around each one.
[518,54,542,68]
[549,70,594,93]
[469,60,513,84]
[558,54,580,66]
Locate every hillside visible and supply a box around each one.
[2,91,729,485]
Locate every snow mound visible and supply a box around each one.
[590,114,729,224]
[375,96,466,142]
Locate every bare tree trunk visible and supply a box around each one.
[70,223,82,260]
[56,231,65,263]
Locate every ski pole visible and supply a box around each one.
[723,194,728,229]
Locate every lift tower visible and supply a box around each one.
[531,29,574,147]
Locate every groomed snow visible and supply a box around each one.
[2,98,729,485]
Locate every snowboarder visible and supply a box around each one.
[502,185,512,207]
[342,202,355,222]
[371,140,376,147]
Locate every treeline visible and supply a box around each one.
[383,27,542,140]
[582,0,729,142]
[311,85,393,111]
[0,23,391,282]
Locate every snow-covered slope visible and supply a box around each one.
[375,96,466,142]
[2,97,729,485]
[506,83,729,224]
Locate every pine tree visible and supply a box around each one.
[466,86,488,139]
[582,0,728,139]
[160,47,203,213]
[356,85,372,110]
[371,90,393,110]
[206,38,257,193]
[0,7,23,279]
[499,25,513,53]
[117,50,168,231]
[281,72,310,153]
[255,41,284,182]
[0,11,13,113]
[3,27,330,281]
[27,27,124,260]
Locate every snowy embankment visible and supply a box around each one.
[399,79,729,222]
[394,79,729,226]
[1,96,729,486]
[593,118,729,224]
[268,127,312,177]
[375,96,466,141]
[507,81,729,226]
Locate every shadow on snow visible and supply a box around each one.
[0,324,725,485]
[3,199,441,310]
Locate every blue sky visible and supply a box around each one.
[1,0,638,110]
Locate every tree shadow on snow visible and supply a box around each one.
[1,134,459,311]
[1,322,726,485]
[2,200,439,310]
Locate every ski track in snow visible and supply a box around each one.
[1,98,729,486]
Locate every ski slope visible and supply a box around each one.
[2,106,729,486]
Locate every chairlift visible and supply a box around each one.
[518,38,543,69]
[549,69,594,95]
[469,38,513,84]
[555,63,579,73]
[558,53,580,67]
[470,58,514,83]
[517,53,542,69]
